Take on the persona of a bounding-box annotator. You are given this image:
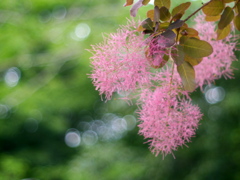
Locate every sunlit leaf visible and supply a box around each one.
[159,22,170,30]
[177,61,196,92]
[217,24,231,40]
[137,25,146,31]
[147,9,154,20]
[172,2,191,17]
[123,0,134,7]
[181,28,199,37]
[234,14,240,31]
[218,6,234,29]
[154,0,171,9]
[159,6,171,21]
[184,55,203,66]
[202,0,224,16]
[205,15,221,21]
[143,0,151,5]
[181,37,213,58]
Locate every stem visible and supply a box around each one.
[168,60,175,116]
[183,0,213,22]
[233,0,240,9]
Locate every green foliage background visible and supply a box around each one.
[0,0,239,179]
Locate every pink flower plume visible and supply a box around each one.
[138,87,202,157]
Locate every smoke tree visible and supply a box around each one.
[89,0,240,158]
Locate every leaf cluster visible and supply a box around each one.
[124,0,215,92]
[202,0,240,40]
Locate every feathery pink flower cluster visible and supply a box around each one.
[90,20,151,100]
[194,15,238,90]
[139,87,202,157]
[89,14,238,157]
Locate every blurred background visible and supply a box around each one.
[0,0,239,179]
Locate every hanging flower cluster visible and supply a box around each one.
[89,0,239,157]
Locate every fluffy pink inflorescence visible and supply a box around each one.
[194,14,238,90]
[138,86,202,157]
[90,20,153,100]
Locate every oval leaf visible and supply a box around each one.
[181,27,199,37]
[205,15,221,21]
[202,0,225,16]
[130,0,144,17]
[161,30,176,47]
[159,22,170,30]
[182,37,213,58]
[159,6,171,21]
[143,0,151,5]
[217,24,231,40]
[167,19,184,30]
[123,0,134,7]
[171,13,183,21]
[172,45,184,66]
[154,6,160,23]
[154,0,171,9]
[147,9,154,20]
[218,6,234,29]
[177,61,196,92]
[184,55,203,66]
[141,18,154,30]
[172,2,191,17]
[234,14,240,31]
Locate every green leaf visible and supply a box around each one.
[184,55,203,66]
[172,45,184,66]
[177,61,196,92]
[154,0,171,9]
[159,6,171,21]
[141,18,154,30]
[236,1,240,14]
[218,6,234,29]
[202,0,224,16]
[143,0,151,5]
[123,0,134,7]
[234,14,240,31]
[181,37,213,58]
[171,13,183,21]
[217,24,231,40]
[181,28,199,37]
[172,2,191,17]
[205,15,221,21]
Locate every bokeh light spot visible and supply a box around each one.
[0,104,9,119]
[52,6,67,19]
[82,130,98,146]
[123,115,137,130]
[71,23,91,41]
[4,67,21,87]
[204,86,225,104]
[65,129,81,148]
